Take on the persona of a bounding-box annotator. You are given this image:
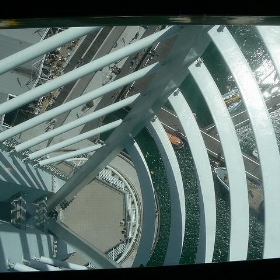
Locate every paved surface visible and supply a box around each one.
[61,154,142,267]
[61,179,126,265]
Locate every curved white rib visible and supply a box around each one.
[189,59,249,261]
[168,89,216,263]
[124,140,157,267]
[146,117,185,266]
[209,25,280,259]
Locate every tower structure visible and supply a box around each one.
[0,24,280,272]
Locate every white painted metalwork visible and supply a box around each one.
[15,94,140,152]
[168,89,216,263]
[35,255,91,270]
[9,262,39,272]
[22,258,63,271]
[101,165,141,263]
[1,23,280,271]
[0,27,101,75]
[147,117,185,266]
[0,26,180,116]
[189,59,249,261]
[29,120,122,160]
[39,144,103,166]
[0,63,159,142]
[46,26,188,213]
[124,140,157,267]
[209,25,280,259]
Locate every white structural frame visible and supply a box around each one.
[0,23,279,271]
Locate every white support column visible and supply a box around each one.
[15,94,139,152]
[0,26,180,116]
[0,63,159,142]
[28,120,122,160]
[39,144,103,166]
[0,27,101,75]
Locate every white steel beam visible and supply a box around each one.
[168,89,217,264]
[0,26,180,116]
[124,140,157,267]
[45,26,196,214]
[39,144,103,166]
[15,94,139,152]
[35,256,90,270]
[0,63,159,142]
[10,262,39,272]
[44,26,196,214]
[0,27,101,75]
[22,259,63,271]
[147,117,185,266]
[209,25,280,259]
[28,120,121,160]
[189,58,249,261]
